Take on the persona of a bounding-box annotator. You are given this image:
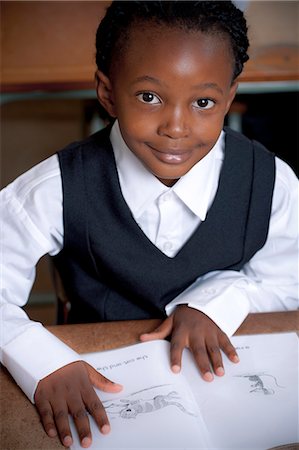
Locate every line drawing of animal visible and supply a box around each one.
[104,388,197,419]
[235,373,285,395]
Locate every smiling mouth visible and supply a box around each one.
[147,144,192,164]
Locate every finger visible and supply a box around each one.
[169,333,185,373]
[189,339,214,382]
[68,398,92,448]
[83,388,111,436]
[140,316,174,341]
[219,333,239,363]
[52,400,73,448]
[35,397,57,438]
[206,338,225,377]
[85,363,123,393]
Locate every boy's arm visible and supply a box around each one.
[165,156,298,336]
[0,155,80,400]
[0,157,122,447]
[141,157,298,376]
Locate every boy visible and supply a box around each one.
[1,1,297,448]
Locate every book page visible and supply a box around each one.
[70,332,298,450]
[70,339,211,449]
[182,332,299,450]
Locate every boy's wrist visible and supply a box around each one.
[1,324,79,402]
[165,276,250,336]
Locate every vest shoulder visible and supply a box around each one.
[224,127,274,158]
[57,126,112,157]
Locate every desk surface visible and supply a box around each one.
[1,311,298,450]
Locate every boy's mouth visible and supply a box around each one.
[147,144,192,164]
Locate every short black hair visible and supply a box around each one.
[96,0,249,81]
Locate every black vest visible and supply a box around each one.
[53,126,275,323]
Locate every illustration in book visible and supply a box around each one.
[103,384,198,420]
[235,372,285,395]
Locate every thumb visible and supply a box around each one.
[140,315,174,342]
[84,362,123,393]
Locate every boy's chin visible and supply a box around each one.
[154,173,182,187]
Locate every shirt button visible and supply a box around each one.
[163,241,173,252]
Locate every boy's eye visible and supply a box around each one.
[193,98,215,110]
[137,92,160,104]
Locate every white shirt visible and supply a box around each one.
[1,121,298,402]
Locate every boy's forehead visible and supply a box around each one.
[124,21,231,54]
[110,23,234,87]
[117,22,232,69]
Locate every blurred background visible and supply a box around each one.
[1,0,298,325]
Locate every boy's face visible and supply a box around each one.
[97,24,238,186]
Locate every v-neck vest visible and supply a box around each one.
[53,126,275,323]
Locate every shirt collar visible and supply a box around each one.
[110,120,225,221]
[172,133,224,220]
[111,121,167,218]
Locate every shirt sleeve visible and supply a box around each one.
[0,155,80,403]
[165,157,299,336]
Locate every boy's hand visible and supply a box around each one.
[140,305,239,381]
[34,360,122,448]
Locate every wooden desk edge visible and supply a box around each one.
[47,310,299,354]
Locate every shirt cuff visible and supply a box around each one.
[165,276,250,336]
[1,324,80,403]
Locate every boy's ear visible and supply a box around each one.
[95,70,117,118]
[225,81,239,115]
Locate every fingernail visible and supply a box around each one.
[81,437,91,448]
[48,428,57,438]
[101,424,110,435]
[140,333,150,340]
[63,435,72,447]
[203,371,214,382]
[171,364,181,374]
[232,355,240,363]
[216,366,225,376]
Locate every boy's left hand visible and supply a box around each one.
[140,305,239,381]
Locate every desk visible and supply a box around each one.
[1,311,298,450]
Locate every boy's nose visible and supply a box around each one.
[157,107,190,139]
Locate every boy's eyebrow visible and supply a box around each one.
[194,82,224,95]
[131,76,224,95]
[131,75,163,86]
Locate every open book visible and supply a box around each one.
[70,332,298,450]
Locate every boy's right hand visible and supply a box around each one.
[34,360,122,448]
